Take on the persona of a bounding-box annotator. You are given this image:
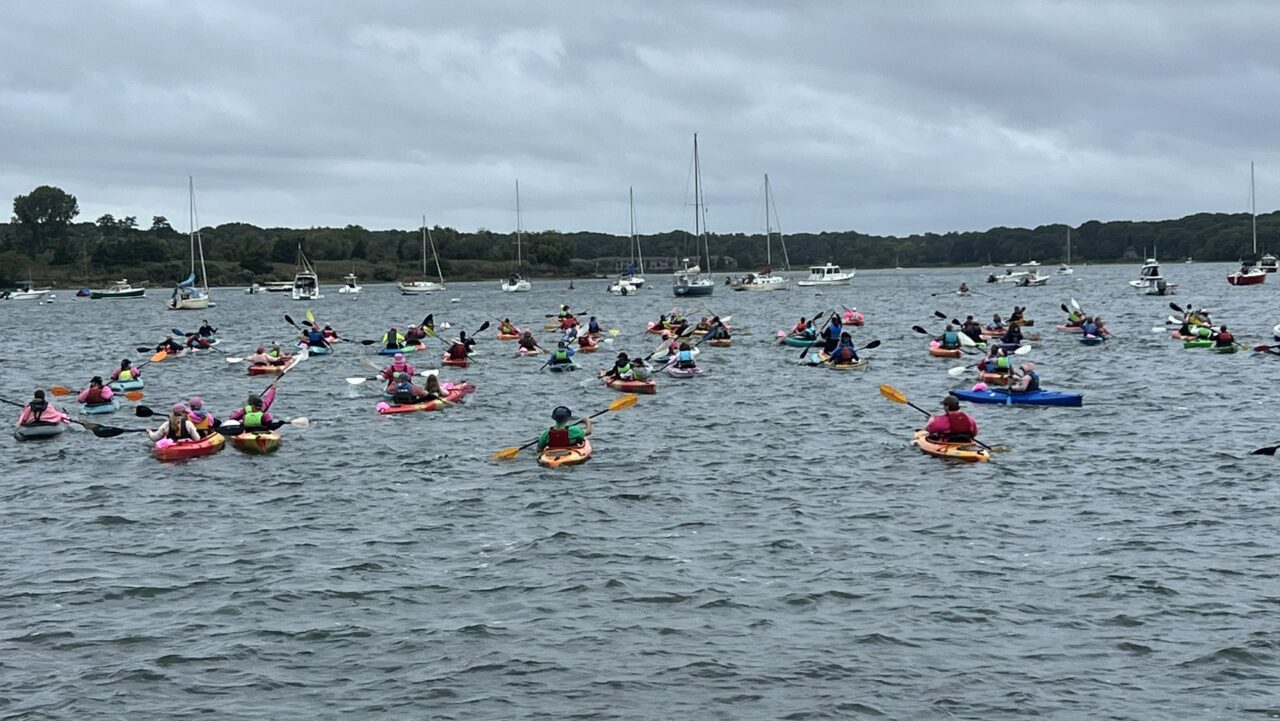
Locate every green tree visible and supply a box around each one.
[13,186,78,255]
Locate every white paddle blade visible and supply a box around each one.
[290,417,310,427]
[1014,345,1032,355]
[948,365,970,377]
[225,357,243,363]
[957,332,977,347]
[1070,298,1080,311]
[419,369,440,377]
[345,377,367,385]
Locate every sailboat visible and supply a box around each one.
[169,177,211,310]
[399,216,446,295]
[1228,161,1266,286]
[673,133,715,297]
[1058,227,1074,275]
[609,187,645,295]
[500,181,532,293]
[290,244,323,300]
[733,174,790,291]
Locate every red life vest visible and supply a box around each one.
[945,411,976,438]
[1217,331,1234,344]
[85,387,107,403]
[547,427,572,448]
[448,344,468,359]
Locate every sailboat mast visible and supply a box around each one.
[420,217,427,276]
[764,174,772,266]
[515,180,523,269]
[1067,227,1071,265]
[629,186,636,267]
[190,176,208,292]
[426,217,445,284]
[1252,160,1257,255]
[188,176,195,272]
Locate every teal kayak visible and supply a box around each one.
[82,398,120,415]
[780,335,818,348]
[108,378,144,391]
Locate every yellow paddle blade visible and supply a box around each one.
[609,394,639,412]
[49,385,73,396]
[124,391,144,401]
[492,447,521,460]
[878,384,907,405]
[151,350,168,363]
[305,310,315,324]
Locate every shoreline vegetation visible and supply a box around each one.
[1,185,1273,287]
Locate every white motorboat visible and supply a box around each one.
[1262,253,1278,273]
[169,177,211,310]
[338,272,362,294]
[732,174,791,292]
[607,278,639,296]
[501,181,532,293]
[986,269,1032,284]
[1020,260,1041,267]
[244,283,261,295]
[263,281,293,293]
[797,263,855,287]
[1129,257,1177,295]
[399,216,446,295]
[672,134,715,297]
[1013,271,1049,287]
[673,258,714,297]
[5,287,51,301]
[291,245,323,300]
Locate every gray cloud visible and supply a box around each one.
[2,0,1278,236]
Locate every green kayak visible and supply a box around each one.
[1211,344,1239,354]
[780,335,819,348]
[1183,339,1212,349]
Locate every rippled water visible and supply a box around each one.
[3,263,1279,719]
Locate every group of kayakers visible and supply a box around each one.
[147,387,277,442]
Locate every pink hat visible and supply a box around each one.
[188,397,203,409]
[171,403,188,414]
[394,353,405,361]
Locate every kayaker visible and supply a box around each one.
[706,316,731,340]
[382,326,406,350]
[197,320,217,338]
[459,330,478,353]
[499,319,518,336]
[979,346,1010,374]
[147,403,198,441]
[674,341,697,370]
[820,315,843,355]
[422,374,456,405]
[1194,324,1213,340]
[381,352,416,382]
[302,326,330,350]
[843,307,864,325]
[185,333,214,350]
[936,325,962,350]
[924,395,978,442]
[1009,362,1041,393]
[1001,321,1023,345]
[556,304,572,319]
[577,334,597,351]
[17,390,69,427]
[267,341,287,360]
[518,331,540,353]
[826,332,860,366]
[404,324,427,344]
[1065,307,1084,326]
[186,397,218,437]
[961,316,984,343]
[536,405,592,451]
[1212,325,1235,348]
[230,388,276,424]
[985,314,1004,331]
[237,395,273,430]
[247,346,282,367]
[446,337,470,362]
[548,341,576,367]
[111,359,141,383]
[388,373,427,404]
[1080,317,1106,338]
[587,316,602,335]
[559,314,580,331]
[322,324,339,341]
[156,336,183,354]
[603,352,635,381]
[790,317,814,339]
[1093,317,1111,336]
[958,282,969,293]
[77,376,115,404]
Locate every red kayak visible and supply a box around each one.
[376,382,475,414]
[152,433,226,461]
[441,355,470,368]
[600,374,656,394]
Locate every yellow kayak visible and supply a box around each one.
[538,440,592,468]
[912,430,989,463]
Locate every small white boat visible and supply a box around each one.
[1020,260,1041,267]
[5,287,51,301]
[1262,253,1278,273]
[732,174,791,292]
[244,283,261,294]
[608,278,639,296]
[399,216,446,295]
[338,272,362,294]
[1057,228,1074,275]
[1129,257,1176,295]
[291,246,323,301]
[987,269,1031,284]
[1014,271,1049,287]
[263,281,293,293]
[796,263,855,287]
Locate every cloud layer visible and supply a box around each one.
[2,1,1278,236]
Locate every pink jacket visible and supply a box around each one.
[78,386,115,403]
[17,403,69,427]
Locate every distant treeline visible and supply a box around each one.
[1,184,1274,287]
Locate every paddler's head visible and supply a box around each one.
[90,376,103,386]
[188,397,204,410]
[1020,362,1035,372]
[393,353,405,362]
[840,332,851,341]
[680,342,691,350]
[121,359,131,368]
[256,346,266,353]
[33,389,45,400]
[945,324,954,331]
[170,403,187,416]
[552,405,572,423]
[557,341,566,349]
[397,372,411,382]
[942,395,960,412]
[616,352,628,361]
[247,394,262,408]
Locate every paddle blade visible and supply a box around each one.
[285,314,296,327]
[493,447,522,460]
[609,393,639,412]
[49,386,73,396]
[1251,445,1280,456]
[305,310,315,325]
[911,325,929,335]
[1070,298,1080,311]
[476,320,491,333]
[290,417,310,427]
[863,339,882,350]
[345,377,368,385]
[225,357,243,363]
[83,422,128,438]
[134,346,152,353]
[948,366,969,377]
[1014,344,1032,354]
[124,391,144,401]
[933,311,947,319]
[151,350,168,363]
[878,384,908,405]
[134,405,156,417]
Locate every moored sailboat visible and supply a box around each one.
[501,181,532,293]
[399,216,447,295]
[673,133,714,298]
[169,177,211,310]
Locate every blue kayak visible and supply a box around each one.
[950,387,1083,407]
[108,378,144,392]
[82,398,120,415]
[1079,335,1104,346]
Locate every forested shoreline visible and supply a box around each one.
[2,184,1274,287]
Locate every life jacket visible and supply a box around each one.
[996,356,1010,370]
[547,426,572,448]
[448,344,468,359]
[500,324,515,335]
[941,331,960,349]
[1002,329,1021,343]
[392,382,416,404]
[28,399,48,419]
[85,386,107,403]
[267,348,282,358]
[553,349,570,362]
[168,417,192,440]
[944,411,976,439]
[578,336,594,347]
[677,350,693,362]
[615,361,632,377]
[190,410,214,433]
[1196,326,1211,339]
[520,338,536,350]
[834,346,855,362]
[117,368,135,381]
[1022,371,1041,392]
[1082,323,1098,336]
[1217,331,1234,345]
[241,406,265,429]
[588,322,601,333]
[308,330,324,344]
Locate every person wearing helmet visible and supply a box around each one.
[229,387,277,424]
[382,326,405,350]
[537,405,592,450]
[77,376,115,405]
[111,359,140,383]
[381,352,416,383]
[148,403,198,441]
[1009,362,1041,393]
[548,341,576,367]
[925,395,978,442]
[186,397,218,437]
[267,341,288,361]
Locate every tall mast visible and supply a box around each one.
[425,218,444,284]
[1066,227,1071,265]
[693,134,701,259]
[420,217,427,276]
[190,176,208,292]
[629,186,636,267]
[764,174,772,266]
[514,179,523,270]
[1252,160,1257,255]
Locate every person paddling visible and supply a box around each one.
[382,326,405,350]
[820,314,843,355]
[960,316,983,343]
[924,395,978,442]
[185,333,214,351]
[301,325,330,351]
[78,376,115,405]
[587,316,602,335]
[156,336,183,355]
[958,282,970,293]
[548,341,576,368]
[826,332,860,366]
[387,373,428,404]
[148,404,198,442]
[936,325,962,350]
[706,316,731,340]
[186,397,218,437]
[518,331,539,353]
[230,388,276,425]
[536,405,591,452]
[577,334,597,351]
[112,359,141,383]
[1212,324,1235,348]
[602,352,635,381]
[197,320,217,338]
[247,346,284,367]
[18,390,69,427]
[446,337,470,362]
[1009,362,1041,393]
[499,318,518,336]
[674,341,697,370]
[1001,321,1024,345]
[381,352,416,382]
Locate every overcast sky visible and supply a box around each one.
[2,1,1278,237]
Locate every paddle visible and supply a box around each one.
[492,393,637,460]
[217,417,310,434]
[797,310,837,359]
[947,344,1032,377]
[1252,344,1280,356]
[49,385,144,401]
[1251,443,1280,456]
[345,369,439,385]
[878,384,996,452]
[803,339,881,366]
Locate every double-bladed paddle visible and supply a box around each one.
[878,384,996,451]
[492,393,637,460]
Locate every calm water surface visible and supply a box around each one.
[2,263,1279,720]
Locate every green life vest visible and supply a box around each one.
[118,368,134,381]
[242,405,264,428]
[996,356,1010,370]
[617,362,632,376]
[553,349,569,362]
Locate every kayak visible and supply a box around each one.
[376,383,474,414]
[496,332,520,341]
[578,343,598,353]
[708,338,732,348]
[929,343,962,358]
[1079,335,1105,346]
[780,335,818,348]
[441,355,470,368]
[300,343,332,355]
[1183,339,1213,349]
[82,398,120,415]
[108,378,144,392]
[602,375,657,394]
[538,440,592,468]
[13,421,65,441]
[1211,344,1239,354]
[152,432,226,461]
[950,387,1084,407]
[913,430,989,463]
[977,370,1012,386]
[1171,332,1199,341]
[248,357,296,375]
[231,431,282,454]
[828,359,869,370]
[980,328,1004,339]
[1055,324,1084,333]
[377,343,427,356]
[990,341,1024,353]
[546,362,580,372]
[666,365,703,378]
